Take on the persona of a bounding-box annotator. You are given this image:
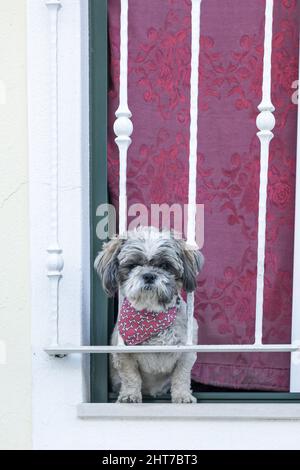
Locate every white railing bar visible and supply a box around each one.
[186,0,202,345]
[114,0,132,237]
[186,293,195,345]
[255,0,275,345]
[45,0,64,347]
[289,33,300,392]
[45,344,299,355]
[114,0,133,346]
[187,0,201,247]
[116,0,131,123]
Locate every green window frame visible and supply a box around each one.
[90,0,109,404]
[89,0,300,404]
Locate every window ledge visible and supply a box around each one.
[77,403,300,420]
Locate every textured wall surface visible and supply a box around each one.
[0,0,31,450]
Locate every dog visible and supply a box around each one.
[94,227,204,403]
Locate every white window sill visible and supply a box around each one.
[78,403,300,420]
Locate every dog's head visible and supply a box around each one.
[94,227,204,311]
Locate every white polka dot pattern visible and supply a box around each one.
[119,298,177,345]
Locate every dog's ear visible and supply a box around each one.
[94,237,123,297]
[178,241,204,292]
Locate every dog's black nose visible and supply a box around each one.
[143,273,157,284]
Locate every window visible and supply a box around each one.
[46,0,300,406]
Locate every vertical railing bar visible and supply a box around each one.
[114,0,132,237]
[289,33,300,393]
[186,0,202,345]
[255,0,275,345]
[45,0,64,347]
[114,0,133,345]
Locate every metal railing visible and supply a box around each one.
[44,0,300,393]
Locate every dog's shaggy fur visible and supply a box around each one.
[94,227,204,403]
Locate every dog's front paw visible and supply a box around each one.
[172,392,197,404]
[117,391,142,403]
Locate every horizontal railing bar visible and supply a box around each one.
[45,344,299,355]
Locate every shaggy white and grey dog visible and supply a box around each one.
[94,227,204,403]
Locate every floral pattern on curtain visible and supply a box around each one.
[107,0,299,390]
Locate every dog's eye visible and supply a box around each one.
[159,262,170,270]
[127,263,137,270]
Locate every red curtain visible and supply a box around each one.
[107,0,299,390]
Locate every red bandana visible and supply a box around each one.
[119,298,177,345]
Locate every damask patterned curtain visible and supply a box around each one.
[107,0,299,390]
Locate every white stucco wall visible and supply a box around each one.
[0,0,31,450]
